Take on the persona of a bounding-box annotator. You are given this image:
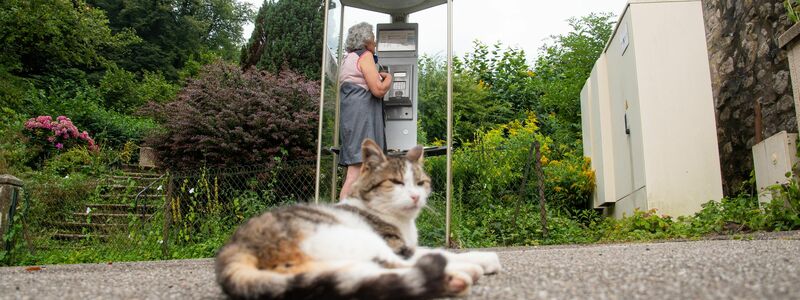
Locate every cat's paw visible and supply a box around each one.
[444,269,474,297]
[446,261,484,283]
[460,252,502,275]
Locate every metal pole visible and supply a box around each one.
[445,0,453,248]
[331,4,345,203]
[314,0,332,204]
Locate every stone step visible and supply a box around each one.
[84,203,158,213]
[104,184,152,190]
[121,163,160,173]
[99,194,163,200]
[52,233,109,241]
[72,212,152,220]
[120,172,161,179]
[110,175,162,182]
[54,222,127,230]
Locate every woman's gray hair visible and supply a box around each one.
[345,22,375,52]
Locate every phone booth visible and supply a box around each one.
[313,0,456,246]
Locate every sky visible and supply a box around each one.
[241,0,629,60]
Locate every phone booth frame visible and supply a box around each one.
[313,0,456,247]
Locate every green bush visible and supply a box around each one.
[0,108,33,173]
[419,113,595,247]
[99,66,179,113]
[21,80,160,147]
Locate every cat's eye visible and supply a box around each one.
[417,180,428,186]
[389,179,404,185]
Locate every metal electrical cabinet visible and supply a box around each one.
[752,131,799,202]
[580,0,723,218]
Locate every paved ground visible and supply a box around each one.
[3,233,800,299]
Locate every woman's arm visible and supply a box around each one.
[358,51,392,98]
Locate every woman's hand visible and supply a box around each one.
[379,72,392,82]
[360,51,392,98]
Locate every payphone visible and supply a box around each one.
[377,23,418,151]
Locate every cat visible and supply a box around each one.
[215,139,501,300]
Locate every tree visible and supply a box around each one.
[531,13,615,144]
[462,41,538,115]
[240,0,324,79]
[88,0,253,80]
[0,0,138,78]
[418,55,513,145]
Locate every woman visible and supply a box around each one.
[338,22,393,200]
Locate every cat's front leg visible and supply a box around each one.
[413,248,502,275]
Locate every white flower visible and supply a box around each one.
[157,185,163,191]
[64,175,70,179]
[189,188,195,194]
[86,207,91,214]
[158,240,163,244]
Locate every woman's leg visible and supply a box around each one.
[339,164,362,200]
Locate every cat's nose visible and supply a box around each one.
[411,194,419,204]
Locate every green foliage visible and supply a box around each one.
[417,54,513,144]
[419,113,595,247]
[531,13,614,144]
[241,0,324,78]
[98,66,143,113]
[462,41,537,115]
[90,0,254,79]
[786,0,800,23]
[0,71,35,110]
[21,80,160,147]
[598,209,685,241]
[418,17,613,147]
[0,109,33,174]
[98,66,179,113]
[0,0,139,78]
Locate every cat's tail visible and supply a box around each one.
[215,243,451,300]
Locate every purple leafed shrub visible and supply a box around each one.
[145,61,320,169]
[24,115,99,152]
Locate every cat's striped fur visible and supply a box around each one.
[215,139,501,300]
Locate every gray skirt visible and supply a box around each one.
[339,82,386,166]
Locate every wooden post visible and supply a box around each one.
[162,173,173,258]
[512,142,536,229]
[755,100,763,144]
[534,142,548,238]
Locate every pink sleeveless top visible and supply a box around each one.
[339,51,371,90]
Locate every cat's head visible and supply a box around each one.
[349,139,432,219]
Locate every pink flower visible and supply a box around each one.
[55,143,63,150]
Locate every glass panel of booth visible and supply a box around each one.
[317,0,344,203]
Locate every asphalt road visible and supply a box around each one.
[3,233,800,299]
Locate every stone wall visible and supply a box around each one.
[702,0,797,195]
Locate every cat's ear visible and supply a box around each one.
[361,139,385,168]
[406,145,424,164]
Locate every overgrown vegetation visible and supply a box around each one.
[786,0,800,23]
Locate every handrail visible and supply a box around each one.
[133,173,166,218]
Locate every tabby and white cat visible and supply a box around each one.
[215,139,501,300]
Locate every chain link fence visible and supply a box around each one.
[5,141,591,265]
